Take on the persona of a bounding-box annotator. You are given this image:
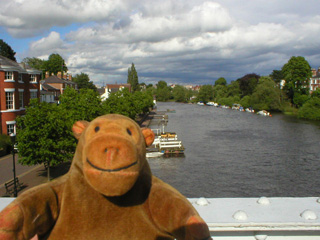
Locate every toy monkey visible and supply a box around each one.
[0,114,211,240]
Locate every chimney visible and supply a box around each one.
[57,71,62,79]
[45,72,50,78]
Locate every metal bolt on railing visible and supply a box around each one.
[257,196,270,205]
[232,210,248,221]
[300,210,318,220]
[196,197,210,206]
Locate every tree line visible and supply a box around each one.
[16,88,154,167]
[152,56,320,121]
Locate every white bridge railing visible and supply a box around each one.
[1,197,320,239]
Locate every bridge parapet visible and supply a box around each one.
[1,197,320,239]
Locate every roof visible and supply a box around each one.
[97,87,105,95]
[43,75,77,85]
[0,55,41,74]
[106,84,131,89]
[40,82,60,91]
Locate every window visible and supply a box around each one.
[30,90,38,99]
[6,92,14,109]
[5,72,13,80]
[30,74,37,83]
[18,73,23,82]
[19,91,24,108]
[7,124,15,135]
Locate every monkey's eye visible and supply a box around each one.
[127,128,132,136]
[95,126,100,132]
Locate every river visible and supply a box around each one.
[147,102,320,198]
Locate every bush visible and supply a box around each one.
[0,134,11,156]
[298,97,320,120]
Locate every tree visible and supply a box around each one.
[43,53,68,75]
[22,57,45,70]
[0,39,16,61]
[214,77,227,86]
[59,87,103,122]
[226,81,241,98]
[298,97,320,120]
[270,70,284,84]
[156,81,172,101]
[237,73,260,97]
[103,88,139,119]
[197,85,213,104]
[72,73,97,90]
[16,100,76,167]
[172,85,188,102]
[127,63,139,92]
[17,88,105,169]
[281,56,311,103]
[250,76,281,111]
[213,84,227,101]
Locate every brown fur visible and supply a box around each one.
[0,114,211,240]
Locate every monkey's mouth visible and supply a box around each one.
[86,158,138,172]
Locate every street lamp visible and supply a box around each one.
[10,133,17,197]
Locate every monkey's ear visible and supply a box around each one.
[141,128,155,147]
[72,121,89,139]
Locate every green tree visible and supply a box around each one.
[270,70,284,84]
[281,56,311,103]
[226,81,241,98]
[239,95,251,108]
[172,85,188,102]
[16,100,75,167]
[156,81,172,101]
[43,53,68,75]
[311,89,320,98]
[250,76,281,111]
[127,63,139,92]
[213,84,227,102]
[237,73,260,97]
[0,39,16,61]
[197,85,213,104]
[59,87,103,122]
[298,97,320,120]
[214,77,227,86]
[132,91,154,114]
[72,73,97,90]
[293,93,310,108]
[22,57,45,70]
[103,88,137,119]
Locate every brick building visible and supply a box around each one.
[0,56,42,135]
[310,67,320,93]
[40,72,77,103]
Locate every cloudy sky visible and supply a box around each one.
[1,0,320,86]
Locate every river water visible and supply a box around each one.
[147,102,320,198]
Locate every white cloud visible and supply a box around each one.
[11,0,320,85]
[0,0,126,37]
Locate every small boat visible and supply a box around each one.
[245,108,255,113]
[197,102,205,106]
[146,152,164,158]
[257,110,272,116]
[206,102,217,106]
[167,109,176,113]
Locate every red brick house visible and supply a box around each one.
[0,56,42,135]
[310,67,320,93]
[40,72,77,103]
